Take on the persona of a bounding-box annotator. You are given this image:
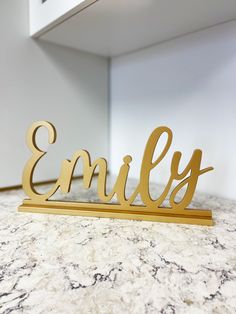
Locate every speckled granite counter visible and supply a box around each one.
[0,179,236,314]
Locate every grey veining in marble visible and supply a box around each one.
[0,178,236,313]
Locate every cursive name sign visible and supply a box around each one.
[18,121,214,225]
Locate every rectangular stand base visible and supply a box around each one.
[18,200,213,226]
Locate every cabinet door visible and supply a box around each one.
[29,0,96,37]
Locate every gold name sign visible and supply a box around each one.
[18,121,214,225]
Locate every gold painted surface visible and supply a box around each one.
[18,121,214,225]
[0,175,98,192]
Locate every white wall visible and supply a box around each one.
[110,20,236,200]
[0,0,109,188]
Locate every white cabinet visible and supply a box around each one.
[30,0,236,57]
[29,0,96,36]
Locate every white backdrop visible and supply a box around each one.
[0,0,109,188]
[110,20,236,200]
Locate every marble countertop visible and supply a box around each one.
[0,179,236,314]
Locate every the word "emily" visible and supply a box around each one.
[23,121,213,211]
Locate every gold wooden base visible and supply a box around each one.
[18,200,213,226]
